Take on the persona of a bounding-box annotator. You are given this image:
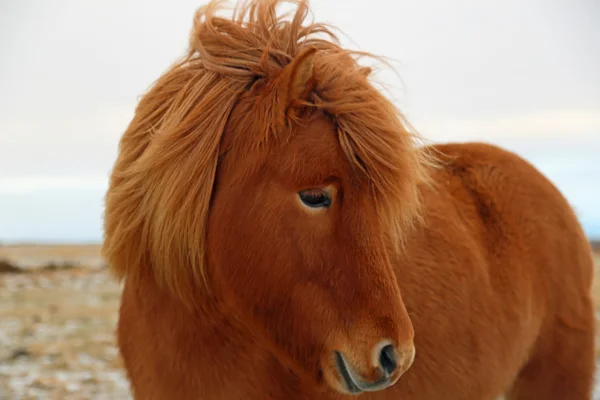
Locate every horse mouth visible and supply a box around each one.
[333,351,393,394]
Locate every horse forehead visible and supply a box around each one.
[284,116,342,160]
[264,116,355,187]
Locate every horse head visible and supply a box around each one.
[103,0,433,394]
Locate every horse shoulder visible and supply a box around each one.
[387,141,594,399]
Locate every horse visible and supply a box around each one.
[102,0,596,398]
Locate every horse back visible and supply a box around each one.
[427,141,594,300]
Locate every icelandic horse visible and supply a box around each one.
[102,0,596,398]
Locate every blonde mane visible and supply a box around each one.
[102,0,434,304]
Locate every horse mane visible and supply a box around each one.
[102,0,436,305]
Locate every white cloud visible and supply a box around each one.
[0,176,108,195]
[411,109,600,141]
[0,0,598,242]
[0,106,131,177]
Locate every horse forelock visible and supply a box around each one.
[102,0,436,306]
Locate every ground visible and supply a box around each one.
[0,245,127,399]
[0,245,599,399]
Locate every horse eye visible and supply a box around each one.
[298,188,332,209]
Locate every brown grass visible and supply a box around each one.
[591,251,600,357]
[0,244,102,260]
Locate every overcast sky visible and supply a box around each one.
[0,0,599,243]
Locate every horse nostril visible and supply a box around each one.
[378,344,397,375]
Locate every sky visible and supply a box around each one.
[0,0,599,243]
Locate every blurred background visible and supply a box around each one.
[0,0,598,398]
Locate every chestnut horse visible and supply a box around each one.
[102,0,596,398]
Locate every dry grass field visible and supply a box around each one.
[0,245,127,399]
[0,244,599,399]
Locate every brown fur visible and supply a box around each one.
[102,1,596,398]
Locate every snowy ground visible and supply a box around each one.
[0,246,599,399]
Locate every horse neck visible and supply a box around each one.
[126,270,330,398]
[132,268,257,370]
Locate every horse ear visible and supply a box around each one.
[282,46,317,106]
[358,66,372,77]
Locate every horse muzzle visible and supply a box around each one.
[333,344,415,395]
